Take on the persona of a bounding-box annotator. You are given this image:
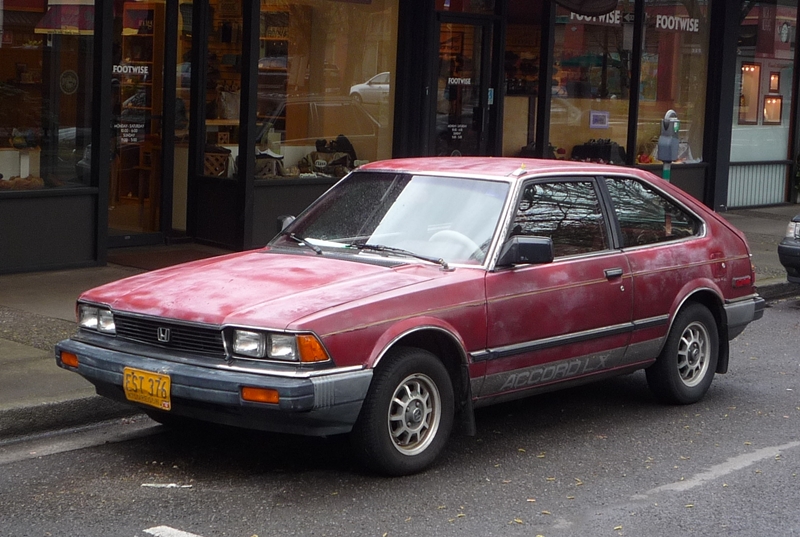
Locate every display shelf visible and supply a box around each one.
[256,9,289,138]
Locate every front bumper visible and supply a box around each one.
[724,294,766,340]
[778,238,800,283]
[55,338,372,436]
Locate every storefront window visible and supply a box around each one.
[550,2,633,165]
[502,1,541,157]
[202,0,241,179]
[731,1,797,162]
[636,1,708,165]
[250,0,397,179]
[0,0,94,192]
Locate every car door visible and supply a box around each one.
[478,177,634,402]
[602,175,705,359]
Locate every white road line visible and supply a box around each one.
[144,526,207,537]
[642,441,800,496]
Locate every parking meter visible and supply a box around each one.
[658,110,680,181]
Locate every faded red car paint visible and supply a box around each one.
[56,157,765,476]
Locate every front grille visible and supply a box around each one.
[114,313,226,358]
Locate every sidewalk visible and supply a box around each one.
[1,211,798,440]
[0,245,226,439]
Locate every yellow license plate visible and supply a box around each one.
[123,367,171,411]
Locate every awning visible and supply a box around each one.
[34,4,94,35]
[555,0,618,17]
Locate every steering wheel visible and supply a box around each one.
[429,230,483,261]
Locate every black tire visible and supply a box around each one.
[646,302,719,405]
[352,93,363,104]
[351,347,454,476]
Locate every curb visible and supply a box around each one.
[0,395,141,442]
[759,281,800,302]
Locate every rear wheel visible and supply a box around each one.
[351,347,454,476]
[646,302,719,404]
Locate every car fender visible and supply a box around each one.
[663,280,729,372]
[369,316,471,370]
[668,279,725,329]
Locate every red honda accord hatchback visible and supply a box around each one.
[57,157,764,475]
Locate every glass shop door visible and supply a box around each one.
[434,19,496,156]
[108,0,166,245]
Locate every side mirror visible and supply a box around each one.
[496,235,554,267]
[277,215,295,233]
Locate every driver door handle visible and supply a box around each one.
[604,268,624,279]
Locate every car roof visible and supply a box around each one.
[358,157,656,184]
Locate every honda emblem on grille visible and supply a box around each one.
[157,327,171,343]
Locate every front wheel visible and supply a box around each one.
[646,302,719,405]
[351,347,454,476]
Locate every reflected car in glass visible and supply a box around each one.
[56,158,765,476]
[349,72,390,106]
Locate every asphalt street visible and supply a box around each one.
[0,298,798,537]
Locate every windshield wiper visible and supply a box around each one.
[349,243,449,270]
[282,232,323,255]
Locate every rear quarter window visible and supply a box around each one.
[605,177,700,248]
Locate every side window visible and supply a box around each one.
[605,177,701,247]
[512,180,609,257]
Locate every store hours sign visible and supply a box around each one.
[116,121,145,144]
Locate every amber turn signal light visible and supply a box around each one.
[60,351,79,368]
[297,334,330,362]
[241,386,280,404]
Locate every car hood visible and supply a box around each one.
[80,249,441,329]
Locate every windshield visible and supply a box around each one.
[271,171,510,265]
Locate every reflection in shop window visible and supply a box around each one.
[549,3,633,165]
[248,0,397,180]
[0,2,94,192]
[636,1,708,165]
[502,16,541,157]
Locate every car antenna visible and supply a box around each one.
[509,164,528,177]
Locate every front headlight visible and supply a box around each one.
[268,334,297,360]
[231,329,329,362]
[786,221,800,239]
[78,304,116,334]
[233,330,267,358]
